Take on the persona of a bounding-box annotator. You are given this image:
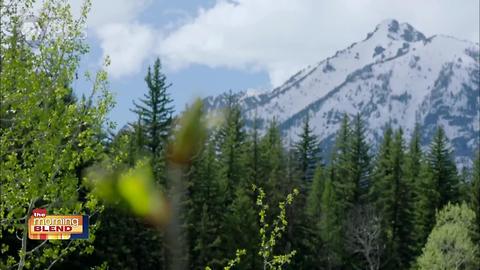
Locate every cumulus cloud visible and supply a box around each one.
[87,0,151,28]
[59,0,156,78]
[60,0,152,28]
[158,0,479,87]
[96,22,156,78]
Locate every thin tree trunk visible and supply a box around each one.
[18,199,36,270]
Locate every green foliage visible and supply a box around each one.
[287,115,322,268]
[255,185,298,270]
[223,249,247,270]
[216,94,248,197]
[471,153,480,234]
[131,58,173,160]
[87,159,167,221]
[315,113,373,269]
[414,126,460,256]
[294,114,321,184]
[0,2,473,267]
[331,114,353,209]
[316,114,351,269]
[168,99,208,166]
[319,177,342,269]
[413,160,437,249]
[416,203,479,270]
[0,0,113,268]
[427,127,460,206]
[187,138,225,269]
[370,127,414,269]
[305,165,324,222]
[405,124,424,259]
[205,249,246,270]
[348,113,371,203]
[205,186,298,270]
[303,165,324,268]
[246,116,262,187]
[259,119,286,204]
[225,185,259,269]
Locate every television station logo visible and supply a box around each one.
[28,208,89,240]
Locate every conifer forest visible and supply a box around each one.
[1,1,479,269]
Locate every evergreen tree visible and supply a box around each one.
[414,126,459,253]
[225,186,259,269]
[88,131,165,270]
[259,119,286,204]
[306,165,325,222]
[101,59,174,270]
[284,143,308,269]
[405,125,423,208]
[127,112,147,163]
[328,113,372,269]
[401,125,423,265]
[187,138,225,269]
[214,94,253,267]
[370,126,394,205]
[324,114,352,267]
[320,177,343,270]
[132,58,173,184]
[407,125,431,260]
[289,116,321,269]
[371,128,412,269]
[413,160,437,252]
[458,167,472,203]
[349,113,371,203]
[427,127,459,206]
[471,153,480,237]
[216,93,247,202]
[304,165,325,268]
[331,114,352,210]
[246,114,261,187]
[392,129,415,268]
[294,114,321,185]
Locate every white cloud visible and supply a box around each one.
[159,0,479,87]
[71,0,151,28]
[66,0,156,78]
[96,22,156,78]
[33,0,150,27]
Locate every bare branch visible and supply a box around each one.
[346,204,383,270]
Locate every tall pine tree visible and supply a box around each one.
[427,127,459,206]
[132,58,173,184]
[320,177,343,270]
[471,152,480,238]
[331,114,352,210]
[216,93,247,202]
[414,126,459,253]
[259,118,286,204]
[187,138,225,269]
[319,114,351,268]
[349,113,371,204]
[294,114,321,185]
[304,165,326,268]
[371,127,412,269]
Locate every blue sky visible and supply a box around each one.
[72,0,479,129]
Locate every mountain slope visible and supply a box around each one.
[205,19,480,166]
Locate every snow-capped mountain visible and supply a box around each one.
[205,19,480,166]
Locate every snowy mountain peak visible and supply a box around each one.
[205,20,479,167]
[369,19,426,42]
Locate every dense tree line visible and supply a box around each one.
[1,1,479,269]
[80,66,479,269]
